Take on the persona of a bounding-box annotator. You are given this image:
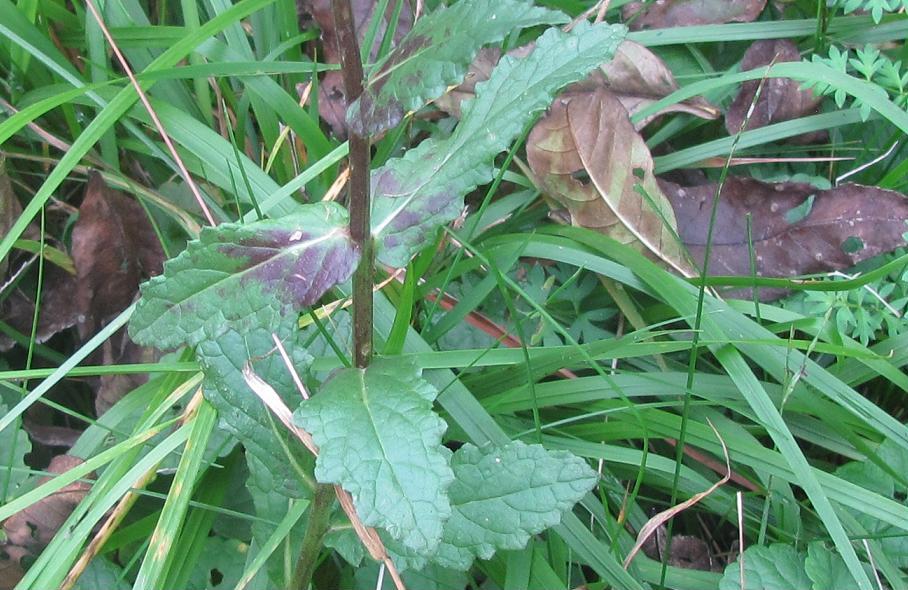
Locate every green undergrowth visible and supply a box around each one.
[1,0,908,589]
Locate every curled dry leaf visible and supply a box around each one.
[2,455,92,564]
[661,176,908,298]
[71,173,164,337]
[623,0,767,29]
[726,39,824,142]
[599,40,719,128]
[438,41,717,130]
[527,87,696,276]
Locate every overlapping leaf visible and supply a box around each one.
[198,315,314,498]
[346,0,566,135]
[72,173,164,336]
[527,87,696,276]
[129,202,358,349]
[718,544,811,590]
[370,21,626,268]
[623,0,767,29]
[294,358,454,555]
[726,40,823,141]
[432,441,597,571]
[661,176,908,296]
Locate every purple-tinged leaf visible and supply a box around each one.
[370,21,627,268]
[129,202,358,349]
[346,0,567,136]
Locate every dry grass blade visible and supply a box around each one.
[623,419,731,569]
[83,0,216,226]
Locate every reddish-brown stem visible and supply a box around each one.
[331,0,373,368]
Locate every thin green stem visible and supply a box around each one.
[289,484,335,590]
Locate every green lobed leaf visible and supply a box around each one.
[293,358,454,555]
[432,441,598,571]
[346,0,567,135]
[198,315,314,498]
[805,542,875,590]
[719,544,811,590]
[370,20,626,268]
[129,202,358,350]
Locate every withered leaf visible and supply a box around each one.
[527,87,696,276]
[623,0,767,30]
[0,159,20,278]
[95,329,156,416]
[725,39,823,141]
[0,264,80,352]
[2,455,92,558]
[661,176,908,295]
[71,173,164,337]
[600,40,719,128]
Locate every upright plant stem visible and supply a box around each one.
[290,484,335,590]
[331,0,373,368]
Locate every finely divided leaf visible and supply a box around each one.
[293,358,454,555]
[370,21,626,268]
[346,0,567,135]
[129,202,358,349]
[432,441,597,571]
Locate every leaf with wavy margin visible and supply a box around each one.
[294,358,454,555]
[433,441,597,571]
[370,21,626,268]
[129,202,358,349]
[347,0,566,135]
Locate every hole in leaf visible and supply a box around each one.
[632,167,646,181]
[841,236,865,254]
[784,194,815,224]
[571,169,591,185]
[210,568,223,586]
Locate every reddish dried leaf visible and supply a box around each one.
[623,0,766,29]
[0,265,80,352]
[2,455,91,558]
[661,176,908,297]
[527,87,695,276]
[71,173,164,337]
[726,39,824,141]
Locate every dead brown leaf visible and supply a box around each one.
[0,159,20,278]
[0,264,80,352]
[71,173,164,337]
[661,176,908,296]
[95,330,157,415]
[527,87,696,276]
[623,0,767,29]
[599,40,719,128]
[725,39,824,142]
[2,455,92,561]
[641,528,719,571]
